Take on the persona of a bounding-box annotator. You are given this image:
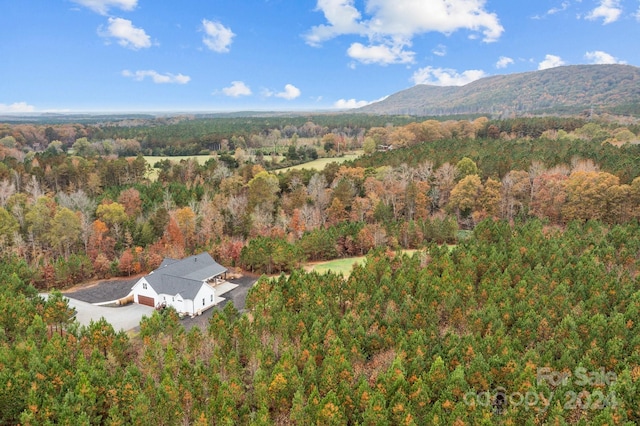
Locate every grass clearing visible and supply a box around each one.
[265,247,451,281]
[143,155,218,166]
[276,151,362,173]
[142,155,217,180]
[140,150,362,179]
[305,257,367,277]
[305,249,422,278]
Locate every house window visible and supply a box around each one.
[211,294,213,302]
[172,297,175,302]
[142,282,147,290]
[202,298,205,306]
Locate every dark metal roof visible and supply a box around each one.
[145,253,227,300]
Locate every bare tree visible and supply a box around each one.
[434,162,458,210]
[571,157,599,173]
[57,190,96,218]
[25,175,45,200]
[57,190,97,252]
[307,173,330,210]
[414,160,434,182]
[0,180,15,207]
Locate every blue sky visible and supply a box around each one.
[1,0,638,113]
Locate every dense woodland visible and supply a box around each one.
[1,114,640,423]
[1,115,639,284]
[2,220,640,424]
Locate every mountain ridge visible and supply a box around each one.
[357,64,640,117]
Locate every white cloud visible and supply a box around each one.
[411,66,486,86]
[432,44,447,57]
[496,56,514,69]
[70,0,137,15]
[222,81,252,97]
[538,54,566,70]
[202,19,235,53]
[274,84,301,100]
[334,99,371,109]
[122,70,190,84]
[347,42,414,65]
[100,17,151,50]
[585,50,626,64]
[305,0,365,47]
[262,85,302,100]
[305,0,504,65]
[0,102,36,113]
[586,0,622,24]
[334,95,387,109]
[544,1,571,17]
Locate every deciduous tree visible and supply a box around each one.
[48,207,82,258]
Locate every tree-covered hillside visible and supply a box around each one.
[358,64,640,117]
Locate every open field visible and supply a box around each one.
[304,249,421,278]
[142,155,217,180]
[276,151,362,173]
[140,151,362,179]
[143,155,218,166]
[304,256,367,276]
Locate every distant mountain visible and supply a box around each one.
[357,64,640,117]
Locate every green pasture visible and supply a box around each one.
[276,151,362,173]
[306,249,422,278]
[306,256,367,277]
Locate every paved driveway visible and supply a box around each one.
[60,274,259,332]
[41,293,155,332]
[68,298,154,331]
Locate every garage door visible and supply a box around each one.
[138,295,155,307]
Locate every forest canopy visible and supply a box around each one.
[1,113,640,423]
[1,219,640,424]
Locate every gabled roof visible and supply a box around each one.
[158,257,178,268]
[144,253,227,300]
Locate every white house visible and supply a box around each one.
[131,252,227,316]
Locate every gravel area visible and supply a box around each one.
[63,277,139,303]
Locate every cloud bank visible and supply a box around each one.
[412,66,486,86]
[0,102,36,113]
[334,99,371,109]
[585,50,626,64]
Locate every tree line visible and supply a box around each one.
[1,116,640,281]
